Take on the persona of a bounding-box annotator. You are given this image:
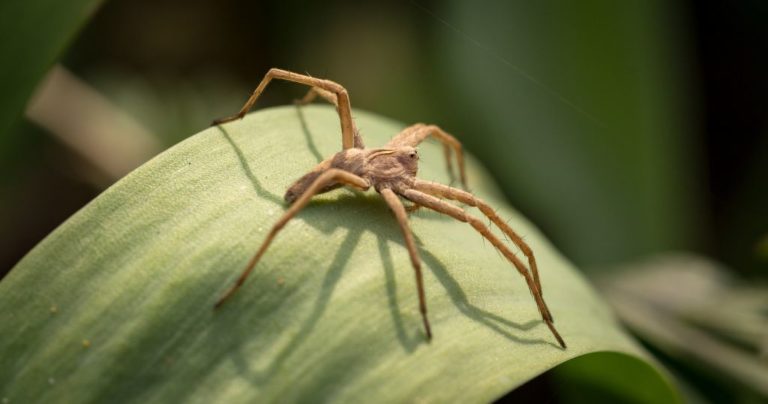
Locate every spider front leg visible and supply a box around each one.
[380,188,432,341]
[214,168,370,308]
[212,68,362,149]
[387,124,468,189]
[400,188,566,349]
[412,179,551,322]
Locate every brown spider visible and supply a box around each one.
[212,68,566,349]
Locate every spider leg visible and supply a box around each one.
[212,68,362,149]
[380,188,432,341]
[214,168,370,308]
[400,189,566,349]
[405,203,422,213]
[387,124,467,189]
[295,86,339,107]
[412,179,551,323]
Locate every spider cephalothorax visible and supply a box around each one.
[212,68,565,349]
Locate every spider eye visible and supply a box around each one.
[409,151,418,159]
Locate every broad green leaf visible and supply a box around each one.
[0,0,103,149]
[0,106,679,403]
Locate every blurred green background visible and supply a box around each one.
[1,0,766,402]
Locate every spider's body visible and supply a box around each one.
[213,68,566,349]
[285,146,419,204]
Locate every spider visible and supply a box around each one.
[212,68,566,349]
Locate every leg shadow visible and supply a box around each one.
[293,104,324,163]
[414,235,555,347]
[228,226,364,383]
[216,126,282,205]
[377,235,422,353]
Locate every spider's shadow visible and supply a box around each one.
[217,126,282,205]
[210,112,555,385]
[294,104,325,163]
[211,194,553,385]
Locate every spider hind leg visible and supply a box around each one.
[400,188,565,349]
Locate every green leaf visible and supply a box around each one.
[0,106,679,403]
[0,0,103,145]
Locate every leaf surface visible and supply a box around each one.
[0,106,678,403]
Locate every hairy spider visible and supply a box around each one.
[212,68,566,349]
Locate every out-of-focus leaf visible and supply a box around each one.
[602,254,768,400]
[758,234,768,261]
[438,0,696,267]
[0,0,103,151]
[0,106,678,402]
